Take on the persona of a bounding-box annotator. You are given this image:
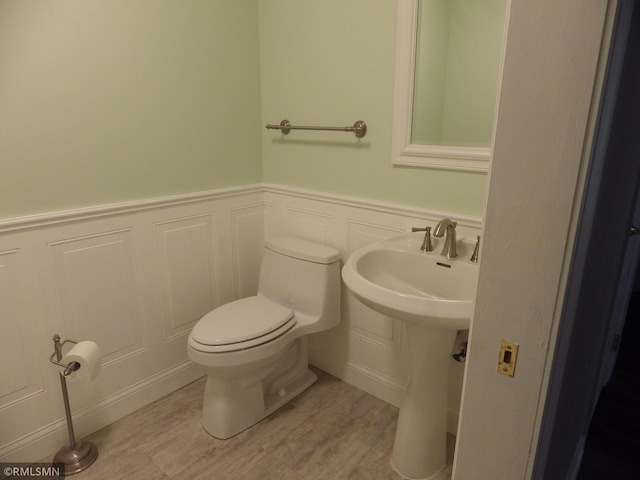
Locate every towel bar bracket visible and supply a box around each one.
[277,119,291,135]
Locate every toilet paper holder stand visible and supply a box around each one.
[48,334,98,475]
[49,336,81,376]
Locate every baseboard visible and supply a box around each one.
[0,362,203,463]
[340,361,405,408]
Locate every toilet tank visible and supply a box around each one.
[258,237,341,332]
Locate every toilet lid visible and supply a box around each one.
[191,296,294,348]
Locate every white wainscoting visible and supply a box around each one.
[0,184,481,462]
[0,186,264,462]
[263,184,481,434]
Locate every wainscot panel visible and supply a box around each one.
[263,184,482,434]
[0,185,264,462]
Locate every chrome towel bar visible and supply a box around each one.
[265,119,367,138]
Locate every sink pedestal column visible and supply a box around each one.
[391,322,457,479]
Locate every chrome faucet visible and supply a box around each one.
[433,218,457,258]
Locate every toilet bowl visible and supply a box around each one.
[187,236,341,439]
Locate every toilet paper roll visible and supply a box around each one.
[59,341,102,381]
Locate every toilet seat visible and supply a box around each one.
[190,296,295,353]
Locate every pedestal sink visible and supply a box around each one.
[341,231,479,479]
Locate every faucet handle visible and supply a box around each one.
[470,235,480,263]
[421,227,433,252]
[411,226,433,252]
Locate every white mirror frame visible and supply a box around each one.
[391,0,502,172]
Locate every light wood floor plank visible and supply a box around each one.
[43,368,453,479]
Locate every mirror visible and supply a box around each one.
[391,0,508,171]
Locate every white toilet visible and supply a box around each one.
[187,236,341,439]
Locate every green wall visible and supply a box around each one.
[259,0,487,216]
[0,0,487,221]
[0,1,262,219]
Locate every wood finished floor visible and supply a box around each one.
[45,368,454,480]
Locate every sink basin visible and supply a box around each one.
[342,232,479,329]
[342,231,480,479]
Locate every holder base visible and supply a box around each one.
[53,441,98,476]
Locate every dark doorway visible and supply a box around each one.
[577,280,640,479]
[533,1,640,478]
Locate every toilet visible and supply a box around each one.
[187,236,341,439]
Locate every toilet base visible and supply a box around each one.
[201,368,317,439]
[265,368,317,419]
